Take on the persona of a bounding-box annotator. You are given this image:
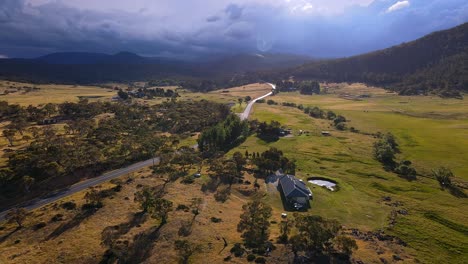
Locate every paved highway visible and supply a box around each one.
[0,157,159,221]
[239,82,276,120]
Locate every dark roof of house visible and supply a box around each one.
[279,174,312,199]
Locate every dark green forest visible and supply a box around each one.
[283,23,468,96]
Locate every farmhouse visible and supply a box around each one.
[278,174,313,210]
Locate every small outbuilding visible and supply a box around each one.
[278,174,313,210]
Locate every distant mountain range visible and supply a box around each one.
[0,52,312,84]
[0,22,467,95]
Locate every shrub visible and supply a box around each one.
[255,257,266,263]
[211,217,222,223]
[181,175,195,184]
[335,122,346,131]
[214,187,231,203]
[394,160,417,180]
[33,222,47,230]
[230,243,245,257]
[51,214,64,222]
[61,201,76,210]
[112,184,122,192]
[247,254,256,262]
[432,167,453,188]
[178,221,192,237]
[176,204,190,211]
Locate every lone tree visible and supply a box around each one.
[432,167,453,188]
[278,219,294,244]
[134,186,171,224]
[174,240,200,264]
[150,198,173,224]
[6,208,28,228]
[3,129,16,146]
[237,199,272,248]
[290,214,343,256]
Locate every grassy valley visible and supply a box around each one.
[0,82,466,263]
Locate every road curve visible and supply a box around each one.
[0,157,159,221]
[239,82,276,120]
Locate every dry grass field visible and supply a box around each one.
[0,80,115,106]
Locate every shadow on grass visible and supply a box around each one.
[257,135,279,143]
[101,212,148,247]
[293,253,351,264]
[46,207,100,240]
[0,227,20,244]
[448,186,467,198]
[100,223,164,264]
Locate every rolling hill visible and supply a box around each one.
[283,22,468,96]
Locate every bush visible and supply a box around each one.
[432,167,453,188]
[335,122,346,131]
[214,187,231,203]
[181,175,195,184]
[61,201,76,210]
[178,221,192,237]
[394,160,417,180]
[211,217,222,223]
[255,257,266,263]
[33,222,47,230]
[176,204,190,211]
[112,184,122,192]
[230,243,245,257]
[51,214,64,222]
[247,254,256,262]
[82,202,103,210]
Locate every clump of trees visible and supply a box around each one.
[197,114,249,154]
[134,185,173,224]
[237,199,272,249]
[269,100,349,131]
[431,166,465,198]
[289,214,358,261]
[256,120,282,141]
[373,132,399,168]
[432,167,453,188]
[373,132,417,179]
[274,80,321,95]
[202,151,247,201]
[253,147,296,175]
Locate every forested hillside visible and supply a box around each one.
[285,23,468,95]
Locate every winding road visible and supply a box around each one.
[239,82,276,120]
[0,82,275,221]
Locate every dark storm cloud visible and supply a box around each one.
[0,0,467,58]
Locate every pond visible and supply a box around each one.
[308,177,337,191]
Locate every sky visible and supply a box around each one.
[0,0,467,59]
